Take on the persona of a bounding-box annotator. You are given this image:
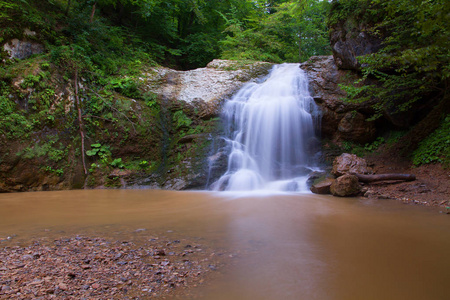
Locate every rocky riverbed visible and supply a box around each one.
[0,234,231,299]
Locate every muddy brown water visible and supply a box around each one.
[0,189,449,300]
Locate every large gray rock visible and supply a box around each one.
[3,30,45,60]
[141,59,273,119]
[332,153,372,177]
[330,174,361,197]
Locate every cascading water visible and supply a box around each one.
[211,63,321,192]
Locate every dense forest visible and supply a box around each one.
[0,0,448,191]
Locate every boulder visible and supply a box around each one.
[310,178,335,195]
[332,153,372,177]
[330,174,361,197]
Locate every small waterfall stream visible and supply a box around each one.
[211,64,321,192]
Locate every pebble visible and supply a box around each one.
[92,283,100,289]
[0,235,228,299]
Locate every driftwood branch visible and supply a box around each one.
[352,173,416,183]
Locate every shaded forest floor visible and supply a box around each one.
[363,146,450,210]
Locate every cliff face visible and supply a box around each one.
[0,59,272,192]
[138,59,273,190]
[329,21,383,71]
[301,56,376,144]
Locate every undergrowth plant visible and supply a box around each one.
[412,115,450,167]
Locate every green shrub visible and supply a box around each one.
[412,115,450,167]
[173,110,192,129]
[86,143,111,165]
[110,158,124,169]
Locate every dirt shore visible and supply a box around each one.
[362,150,450,210]
[0,234,231,299]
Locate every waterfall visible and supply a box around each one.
[210,63,321,192]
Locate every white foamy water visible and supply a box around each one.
[212,64,321,192]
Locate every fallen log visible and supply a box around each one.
[351,173,416,183]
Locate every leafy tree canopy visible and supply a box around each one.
[333,0,450,120]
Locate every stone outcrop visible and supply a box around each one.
[332,153,372,177]
[133,60,274,190]
[330,174,361,197]
[337,111,376,142]
[142,59,273,119]
[3,29,45,60]
[329,20,383,71]
[301,56,376,143]
[0,58,273,193]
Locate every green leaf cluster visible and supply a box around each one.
[412,115,450,167]
[219,0,331,63]
[335,0,449,119]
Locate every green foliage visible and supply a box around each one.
[0,93,33,138]
[17,135,69,165]
[86,143,127,169]
[110,158,124,169]
[172,110,192,129]
[341,141,365,157]
[86,143,111,164]
[106,76,140,98]
[42,166,64,176]
[138,160,149,169]
[88,163,98,173]
[20,74,41,89]
[341,130,408,157]
[219,0,331,63]
[327,0,374,27]
[412,115,450,167]
[363,137,384,152]
[335,0,449,119]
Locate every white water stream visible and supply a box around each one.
[212,64,321,192]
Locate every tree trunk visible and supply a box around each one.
[90,2,97,23]
[117,0,124,24]
[298,31,302,62]
[351,173,416,183]
[74,68,88,175]
[65,0,72,16]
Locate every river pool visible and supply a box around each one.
[0,189,449,300]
